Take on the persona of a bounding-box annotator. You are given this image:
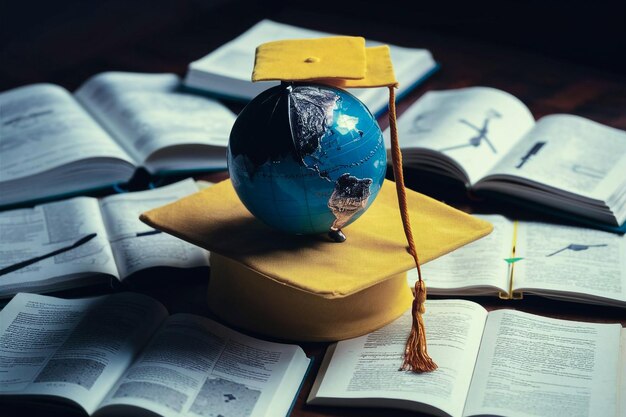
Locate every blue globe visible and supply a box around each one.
[228,83,386,240]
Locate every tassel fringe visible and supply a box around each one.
[399,281,438,372]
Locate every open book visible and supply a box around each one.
[183,19,439,118]
[0,71,236,208]
[386,87,626,232]
[309,299,625,417]
[0,292,310,417]
[0,179,209,298]
[411,214,626,308]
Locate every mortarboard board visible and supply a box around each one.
[141,37,493,373]
[140,179,492,341]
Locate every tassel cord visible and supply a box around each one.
[388,86,437,373]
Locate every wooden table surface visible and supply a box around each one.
[2,2,625,416]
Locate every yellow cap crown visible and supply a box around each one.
[252,36,398,88]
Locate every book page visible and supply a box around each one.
[386,87,535,185]
[98,179,209,278]
[0,84,134,184]
[0,293,168,414]
[74,72,236,171]
[485,114,626,201]
[309,300,488,417]
[463,309,622,417]
[513,221,626,306]
[409,214,512,295]
[0,197,118,298]
[96,314,310,417]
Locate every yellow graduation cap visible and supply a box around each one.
[141,37,493,373]
[140,179,492,339]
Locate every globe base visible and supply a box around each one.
[328,229,347,243]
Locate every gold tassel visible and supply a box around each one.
[400,280,437,372]
[388,86,438,373]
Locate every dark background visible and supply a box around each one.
[2,0,626,92]
[1,3,626,417]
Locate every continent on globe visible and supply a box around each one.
[228,82,387,240]
[288,85,339,161]
[328,174,373,242]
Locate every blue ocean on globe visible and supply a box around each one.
[228,83,387,239]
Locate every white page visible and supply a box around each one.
[409,214,512,295]
[464,309,621,417]
[386,87,536,185]
[75,72,236,169]
[99,179,209,278]
[186,19,436,115]
[0,293,168,414]
[0,83,134,183]
[310,300,488,417]
[513,221,626,305]
[97,314,309,417]
[0,293,95,394]
[485,114,626,201]
[0,197,118,297]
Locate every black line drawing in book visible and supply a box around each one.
[409,113,432,134]
[546,243,608,257]
[516,141,546,168]
[0,233,100,276]
[3,110,54,129]
[438,109,501,154]
[189,377,260,417]
[571,164,605,179]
